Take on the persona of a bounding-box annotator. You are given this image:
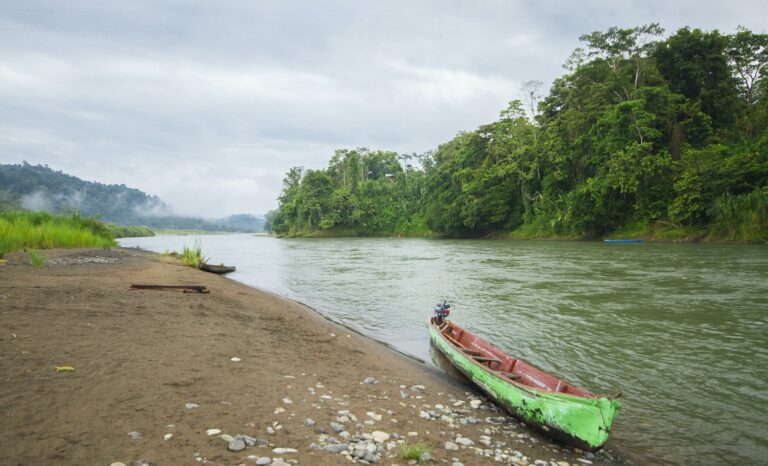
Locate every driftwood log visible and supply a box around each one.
[130,284,210,294]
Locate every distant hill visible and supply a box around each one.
[0,163,264,231]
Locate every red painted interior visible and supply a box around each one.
[433,317,593,397]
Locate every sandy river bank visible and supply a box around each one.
[0,248,621,466]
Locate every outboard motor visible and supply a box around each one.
[433,301,451,325]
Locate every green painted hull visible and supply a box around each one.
[429,323,620,451]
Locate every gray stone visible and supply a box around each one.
[419,452,434,462]
[127,431,142,440]
[452,462,464,466]
[444,441,459,451]
[362,451,379,463]
[228,437,246,452]
[185,402,200,409]
[371,431,389,443]
[254,457,271,465]
[455,437,474,447]
[330,422,345,433]
[240,435,258,447]
[363,376,378,384]
[325,443,349,454]
[304,417,316,426]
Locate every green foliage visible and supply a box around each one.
[272,24,767,242]
[108,224,155,238]
[709,189,768,241]
[28,250,45,268]
[179,240,204,268]
[270,148,432,236]
[0,211,117,257]
[398,441,431,463]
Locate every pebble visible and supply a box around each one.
[367,412,382,421]
[220,434,235,442]
[363,377,378,384]
[444,441,459,451]
[452,463,464,466]
[455,436,474,447]
[325,444,349,453]
[330,422,345,433]
[255,458,271,465]
[576,460,593,464]
[411,385,426,391]
[272,447,298,454]
[163,433,173,441]
[304,418,316,426]
[110,463,127,466]
[271,460,291,466]
[207,429,222,436]
[283,398,293,404]
[231,357,241,362]
[371,431,390,443]
[185,402,200,409]
[228,437,246,452]
[127,431,142,440]
[469,400,482,409]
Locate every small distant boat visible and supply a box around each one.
[199,262,236,274]
[429,302,620,451]
[603,239,643,243]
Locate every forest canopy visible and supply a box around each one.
[270,25,768,242]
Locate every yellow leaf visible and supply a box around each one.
[56,366,75,373]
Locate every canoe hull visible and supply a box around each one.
[429,322,619,451]
[199,263,236,274]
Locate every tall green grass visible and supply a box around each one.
[0,211,117,257]
[179,240,204,268]
[709,188,768,242]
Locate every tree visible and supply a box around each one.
[579,23,665,101]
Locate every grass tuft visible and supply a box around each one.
[179,240,204,268]
[398,441,431,463]
[28,250,45,268]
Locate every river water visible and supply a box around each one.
[118,235,768,465]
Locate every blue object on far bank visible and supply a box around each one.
[603,239,644,243]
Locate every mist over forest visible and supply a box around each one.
[0,163,264,232]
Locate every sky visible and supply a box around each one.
[1,1,766,217]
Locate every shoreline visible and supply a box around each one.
[1,248,629,466]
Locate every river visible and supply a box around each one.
[118,234,768,465]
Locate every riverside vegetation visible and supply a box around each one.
[0,211,116,257]
[269,25,768,242]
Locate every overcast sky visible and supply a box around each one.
[1,1,766,217]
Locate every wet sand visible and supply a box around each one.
[0,248,619,465]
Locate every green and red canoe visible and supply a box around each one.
[429,317,620,451]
